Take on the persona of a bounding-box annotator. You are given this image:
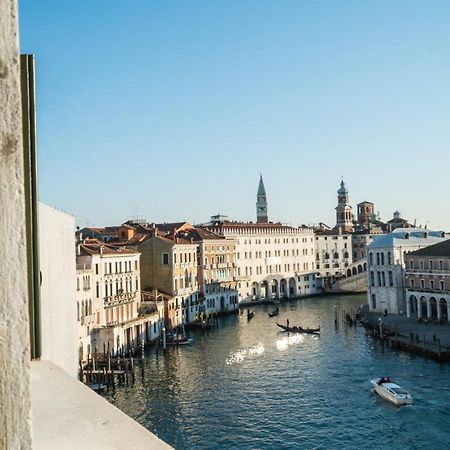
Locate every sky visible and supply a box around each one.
[19,0,450,230]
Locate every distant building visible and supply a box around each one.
[404,240,450,321]
[127,222,199,329]
[386,211,413,231]
[207,218,317,302]
[256,174,269,224]
[76,239,155,357]
[357,201,374,226]
[367,228,447,315]
[335,179,353,233]
[314,231,352,276]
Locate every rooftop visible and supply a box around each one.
[407,239,450,257]
[368,228,446,249]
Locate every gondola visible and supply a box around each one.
[247,310,255,320]
[268,307,279,318]
[276,323,320,334]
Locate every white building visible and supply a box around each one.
[314,232,352,276]
[207,220,317,302]
[39,202,78,378]
[76,239,156,357]
[367,228,447,314]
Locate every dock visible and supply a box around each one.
[362,312,450,361]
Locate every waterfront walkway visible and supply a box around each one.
[365,312,450,360]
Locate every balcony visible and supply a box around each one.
[81,314,95,326]
[104,292,136,307]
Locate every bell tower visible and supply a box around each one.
[256,174,268,224]
[335,179,353,232]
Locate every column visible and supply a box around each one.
[427,298,432,319]
[437,301,442,320]
[406,296,411,318]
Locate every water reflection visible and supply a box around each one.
[105,294,450,450]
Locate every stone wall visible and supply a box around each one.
[0,0,33,447]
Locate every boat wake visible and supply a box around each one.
[276,333,305,351]
[225,343,265,365]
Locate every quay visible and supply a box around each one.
[363,312,450,361]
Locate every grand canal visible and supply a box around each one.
[105,294,450,449]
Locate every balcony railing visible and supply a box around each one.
[104,292,136,307]
[81,314,95,326]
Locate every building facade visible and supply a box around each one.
[206,220,317,302]
[314,232,352,276]
[404,240,450,322]
[76,239,155,358]
[367,229,447,315]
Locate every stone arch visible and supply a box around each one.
[430,297,438,320]
[279,278,288,298]
[357,264,363,274]
[347,269,352,277]
[440,298,448,322]
[363,262,367,271]
[409,295,418,317]
[271,279,279,299]
[352,267,357,276]
[260,280,269,299]
[420,296,427,318]
[288,277,296,297]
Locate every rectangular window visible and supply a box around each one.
[95,264,99,275]
[162,253,169,265]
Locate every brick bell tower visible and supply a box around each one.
[256,174,268,224]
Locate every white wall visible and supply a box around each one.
[39,202,78,378]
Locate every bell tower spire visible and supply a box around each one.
[256,174,268,224]
[335,178,353,232]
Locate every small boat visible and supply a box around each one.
[268,307,279,318]
[276,323,320,334]
[166,336,193,346]
[371,378,413,406]
[247,310,255,320]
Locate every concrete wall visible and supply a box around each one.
[39,202,78,378]
[0,1,33,447]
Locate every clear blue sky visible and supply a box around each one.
[19,0,450,229]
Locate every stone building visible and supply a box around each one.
[207,219,317,302]
[76,239,156,356]
[125,222,199,329]
[404,240,450,321]
[367,229,446,315]
[314,231,352,276]
[178,226,239,315]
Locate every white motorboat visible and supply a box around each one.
[371,378,413,406]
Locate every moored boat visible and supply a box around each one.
[166,336,193,346]
[268,307,279,318]
[370,378,413,406]
[276,323,320,334]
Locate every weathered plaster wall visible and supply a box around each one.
[0,0,33,447]
[39,202,78,378]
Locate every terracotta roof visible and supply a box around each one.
[79,238,138,256]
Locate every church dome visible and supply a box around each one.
[337,180,348,195]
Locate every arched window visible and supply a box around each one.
[387,252,392,265]
[89,300,92,315]
[77,301,80,321]
[96,282,99,298]
[389,271,393,286]
[370,271,375,287]
[77,277,80,291]
[410,279,415,289]
[371,294,376,309]
[381,253,385,265]
[81,300,85,318]
[376,253,380,265]
[369,253,373,265]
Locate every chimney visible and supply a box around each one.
[100,245,104,255]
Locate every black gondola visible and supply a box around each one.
[276,323,320,334]
[268,306,279,318]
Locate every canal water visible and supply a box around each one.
[105,294,450,450]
